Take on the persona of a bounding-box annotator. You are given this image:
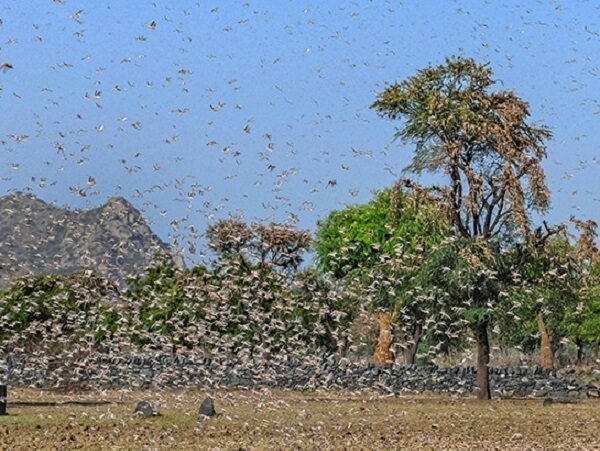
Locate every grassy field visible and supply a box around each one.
[1,388,599,450]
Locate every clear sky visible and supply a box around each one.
[1,0,599,265]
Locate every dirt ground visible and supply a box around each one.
[0,388,599,450]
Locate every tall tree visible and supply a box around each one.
[564,221,600,363]
[314,181,449,364]
[372,57,554,399]
[566,258,600,362]
[503,236,577,369]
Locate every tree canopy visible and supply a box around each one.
[371,56,552,240]
[315,180,449,279]
[371,57,558,399]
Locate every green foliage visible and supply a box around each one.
[124,254,209,348]
[415,237,507,329]
[291,268,359,351]
[504,238,577,347]
[0,272,117,346]
[28,246,349,356]
[313,181,451,359]
[314,183,448,279]
[315,190,396,278]
[565,259,600,345]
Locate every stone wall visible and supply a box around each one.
[1,354,598,399]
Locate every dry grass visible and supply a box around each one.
[0,388,599,450]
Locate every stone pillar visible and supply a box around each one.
[0,385,6,415]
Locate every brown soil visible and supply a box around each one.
[1,388,598,450]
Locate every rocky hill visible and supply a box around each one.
[0,192,182,287]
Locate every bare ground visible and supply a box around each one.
[0,388,599,450]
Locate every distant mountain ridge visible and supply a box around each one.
[0,192,182,287]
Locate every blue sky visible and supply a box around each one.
[1,0,599,264]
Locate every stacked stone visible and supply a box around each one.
[1,353,598,399]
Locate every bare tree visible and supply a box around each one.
[207,218,310,273]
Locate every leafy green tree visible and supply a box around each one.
[499,236,578,368]
[565,252,600,362]
[315,180,449,363]
[491,219,598,368]
[315,188,398,279]
[371,56,556,399]
[315,180,447,278]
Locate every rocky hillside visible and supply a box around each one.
[0,192,182,287]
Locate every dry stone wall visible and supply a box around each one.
[1,354,598,399]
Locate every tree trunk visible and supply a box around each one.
[537,313,555,369]
[373,312,395,365]
[474,322,491,400]
[402,325,423,365]
[403,346,415,365]
[575,338,585,366]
